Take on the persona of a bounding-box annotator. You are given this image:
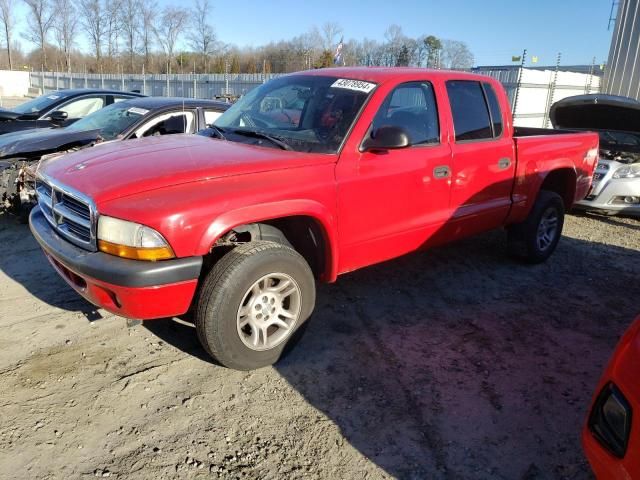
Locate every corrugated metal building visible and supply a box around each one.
[604,0,640,99]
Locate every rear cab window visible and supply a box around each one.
[446,80,503,142]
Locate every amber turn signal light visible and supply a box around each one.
[98,240,175,261]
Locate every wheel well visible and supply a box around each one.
[540,169,576,208]
[210,216,329,280]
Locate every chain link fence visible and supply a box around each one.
[29,72,285,99]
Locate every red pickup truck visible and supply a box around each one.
[29,68,599,370]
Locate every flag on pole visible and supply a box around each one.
[334,37,344,65]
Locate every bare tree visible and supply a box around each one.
[79,0,104,67]
[321,21,342,51]
[154,6,189,74]
[441,39,474,70]
[0,0,14,69]
[22,0,54,69]
[139,0,156,71]
[188,0,216,72]
[120,0,140,72]
[53,0,78,71]
[105,0,122,61]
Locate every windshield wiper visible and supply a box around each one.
[230,129,292,151]
[207,125,227,140]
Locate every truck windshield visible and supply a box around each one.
[212,75,376,154]
[65,103,148,140]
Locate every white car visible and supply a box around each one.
[550,94,640,216]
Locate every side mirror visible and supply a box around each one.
[49,110,68,124]
[361,125,411,152]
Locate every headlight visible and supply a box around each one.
[613,164,640,178]
[97,215,174,261]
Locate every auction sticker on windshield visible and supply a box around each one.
[127,107,149,116]
[331,79,376,93]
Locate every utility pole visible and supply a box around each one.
[512,48,527,122]
[586,56,596,94]
[544,52,562,128]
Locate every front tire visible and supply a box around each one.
[195,241,316,370]
[507,190,565,264]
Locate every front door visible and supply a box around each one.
[336,81,453,272]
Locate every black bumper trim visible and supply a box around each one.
[29,207,202,288]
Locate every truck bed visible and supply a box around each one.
[513,126,581,137]
[509,128,600,222]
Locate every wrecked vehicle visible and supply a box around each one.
[29,68,598,370]
[0,97,229,217]
[0,89,144,135]
[550,94,640,216]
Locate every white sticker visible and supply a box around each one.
[331,79,376,93]
[127,107,149,116]
[47,95,60,100]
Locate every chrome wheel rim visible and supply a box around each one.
[236,273,301,351]
[536,207,559,251]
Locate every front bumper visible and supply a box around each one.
[29,207,202,319]
[575,160,640,215]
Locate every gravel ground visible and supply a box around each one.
[0,210,638,480]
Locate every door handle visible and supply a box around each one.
[433,166,451,179]
[498,157,511,170]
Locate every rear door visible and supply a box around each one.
[445,80,515,234]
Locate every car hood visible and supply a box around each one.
[0,108,20,121]
[550,94,640,132]
[38,134,336,204]
[0,127,101,159]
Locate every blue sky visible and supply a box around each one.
[14,0,616,67]
[215,0,615,66]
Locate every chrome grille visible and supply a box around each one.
[35,174,97,251]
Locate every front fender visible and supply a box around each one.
[196,199,340,282]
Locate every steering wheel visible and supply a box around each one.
[240,111,271,129]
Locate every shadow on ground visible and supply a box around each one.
[0,213,104,320]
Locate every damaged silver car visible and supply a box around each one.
[550,94,640,216]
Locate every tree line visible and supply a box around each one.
[0,0,474,74]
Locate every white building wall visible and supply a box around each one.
[0,70,30,97]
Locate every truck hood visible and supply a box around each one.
[0,127,101,159]
[38,134,336,204]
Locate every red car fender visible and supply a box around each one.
[196,199,340,282]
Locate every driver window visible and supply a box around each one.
[135,111,195,137]
[372,82,439,145]
[58,96,105,119]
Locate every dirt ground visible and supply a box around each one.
[0,209,638,480]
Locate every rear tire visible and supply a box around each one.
[195,241,315,370]
[507,190,565,264]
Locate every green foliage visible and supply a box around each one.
[396,45,410,66]
[314,50,334,68]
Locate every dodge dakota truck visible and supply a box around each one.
[29,68,599,370]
